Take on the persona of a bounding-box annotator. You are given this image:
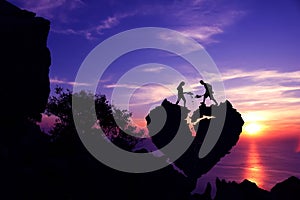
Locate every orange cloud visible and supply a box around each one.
[223,69,300,138]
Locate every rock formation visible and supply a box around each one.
[0,1,51,199]
[146,100,244,180]
[0,0,50,122]
[144,99,244,197]
[270,176,300,200]
[212,176,300,200]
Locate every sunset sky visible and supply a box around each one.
[10,0,300,141]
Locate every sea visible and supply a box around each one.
[193,136,300,197]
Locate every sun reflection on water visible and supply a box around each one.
[244,141,265,188]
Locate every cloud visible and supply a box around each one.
[104,82,177,106]
[108,83,197,107]
[157,0,246,43]
[14,0,85,20]
[222,68,300,135]
[96,12,137,34]
[96,16,119,34]
[104,83,139,89]
[130,85,175,106]
[50,78,92,86]
[51,28,99,40]
[222,69,300,82]
[98,76,113,83]
[13,0,246,43]
[141,66,166,73]
[13,0,132,38]
[181,26,223,43]
[51,28,91,38]
[32,0,245,42]
[103,74,203,109]
[158,30,204,54]
[223,69,300,105]
[52,11,137,40]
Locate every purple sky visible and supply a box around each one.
[9,0,300,139]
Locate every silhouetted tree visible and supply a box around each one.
[45,86,143,151]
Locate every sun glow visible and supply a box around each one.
[242,112,267,137]
[243,122,262,136]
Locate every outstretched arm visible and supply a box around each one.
[183,91,193,95]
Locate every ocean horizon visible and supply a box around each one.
[194,136,300,196]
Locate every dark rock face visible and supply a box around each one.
[0,1,51,199]
[270,176,300,200]
[192,183,213,200]
[145,99,244,198]
[146,99,191,149]
[214,176,300,200]
[146,100,244,182]
[215,178,270,200]
[0,0,51,122]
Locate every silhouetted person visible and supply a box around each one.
[176,81,186,107]
[197,80,218,105]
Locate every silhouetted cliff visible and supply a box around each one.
[213,176,300,200]
[0,0,50,122]
[270,176,300,200]
[0,1,51,199]
[146,99,244,182]
[143,99,244,198]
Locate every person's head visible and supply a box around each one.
[180,81,185,86]
[199,80,204,85]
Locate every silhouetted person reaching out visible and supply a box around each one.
[176,81,186,107]
[197,80,218,105]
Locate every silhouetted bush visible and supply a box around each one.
[45,86,143,151]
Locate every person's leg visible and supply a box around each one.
[210,95,218,105]
[202,93,208,104]
[183,96,186,107]
[176,95,180,105]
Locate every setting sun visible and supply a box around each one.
[244,123,262,135]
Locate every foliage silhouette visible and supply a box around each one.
[46,86,143,151]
